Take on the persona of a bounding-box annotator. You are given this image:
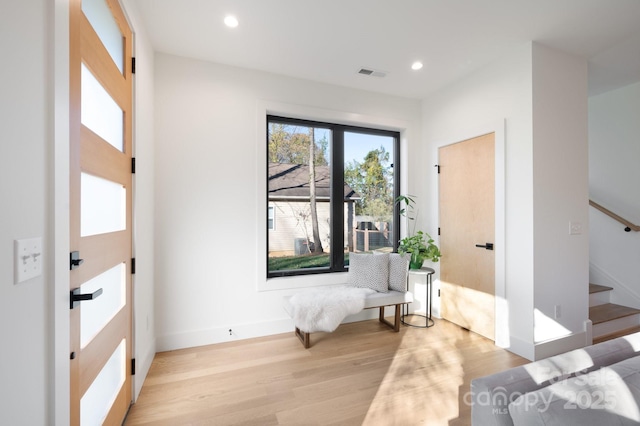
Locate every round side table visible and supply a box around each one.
[401,266,434,328]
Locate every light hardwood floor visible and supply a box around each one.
[125,318,527,425]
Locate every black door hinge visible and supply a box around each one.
[438,289,441,297]
[131,258,136,274]
[131,358,136,375]
[131,157,136,174]
[438,227,440,236]
[435,164,440,173]
[131,57,136,74]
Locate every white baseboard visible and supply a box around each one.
[156,318,294,352]
[156,299,414,353]
[534,331,588,360]
[155,307,390,352]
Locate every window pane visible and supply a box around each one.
[268,123,332,273]
[81,63,124,151]
[268,205,275,230]
[81,172,126,237]
[344,132,395,266]
[82,0,124,73]
[266,116,399,278]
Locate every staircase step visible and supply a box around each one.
[590,303,640,324]
[593,325,640,344]
[589,283,613,294]
[591,303,640,339]
[589,283,612,307]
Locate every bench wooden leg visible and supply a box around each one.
[295,327,311,349]
[378,304,401,332]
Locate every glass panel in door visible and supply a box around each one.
[82,0,125,73]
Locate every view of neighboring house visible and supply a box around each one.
[268,162,360,256]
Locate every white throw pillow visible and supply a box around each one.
[388,253,409,292]
[348,252,389,293]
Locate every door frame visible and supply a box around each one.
[54,1,72,424]
[434,119,507,347]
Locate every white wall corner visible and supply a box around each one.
[506,334,535,361]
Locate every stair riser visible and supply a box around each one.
[593,314,640,339]
[589,291,610,307]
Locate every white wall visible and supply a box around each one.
[0,1,51,423]
[153,53,421,351]
[588,82,640,307]
[531,44,589,359]
[421,43,590,360]
[422,43,535,359]
[589,82,640,221]
[122,0,157,400]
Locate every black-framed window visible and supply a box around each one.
[267,115,400,278]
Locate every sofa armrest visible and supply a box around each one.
[471,332,640,425]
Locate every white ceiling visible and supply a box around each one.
[132,0,640,99]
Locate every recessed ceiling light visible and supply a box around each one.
[411,61,423,71]
[224,15,239,28]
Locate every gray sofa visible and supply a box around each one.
[471,332,640,425]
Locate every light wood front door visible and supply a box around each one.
[69,0,133,424]
[439,133,495,340]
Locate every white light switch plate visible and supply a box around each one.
[14,237,43,284]
[569,221,582,235]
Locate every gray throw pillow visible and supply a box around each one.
[388,253,409,292]
[348,252,389,293]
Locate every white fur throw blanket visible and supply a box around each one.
[288,286,376,333]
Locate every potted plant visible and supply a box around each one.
[395,195,441,269]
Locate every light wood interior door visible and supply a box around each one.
[439,133,495,340]
[69,0,133,423]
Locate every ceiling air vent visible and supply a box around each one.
[357,67,387,78]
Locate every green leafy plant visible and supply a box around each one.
[395,195,441,268]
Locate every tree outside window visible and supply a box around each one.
[267,116,399,277]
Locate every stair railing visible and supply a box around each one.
[589,200,640,232]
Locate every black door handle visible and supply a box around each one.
[475,243,494,250]
[70,287,103,309]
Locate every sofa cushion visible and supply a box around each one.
[471,332,640,425]
[348,252,389,293]
[362,289,413,309]
[509,354,640,425]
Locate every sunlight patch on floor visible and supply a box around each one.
[362,326,467,425]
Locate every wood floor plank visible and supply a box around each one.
[125,319,527,425]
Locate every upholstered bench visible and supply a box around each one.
[283,289,413,348]
[283,252,412,348]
